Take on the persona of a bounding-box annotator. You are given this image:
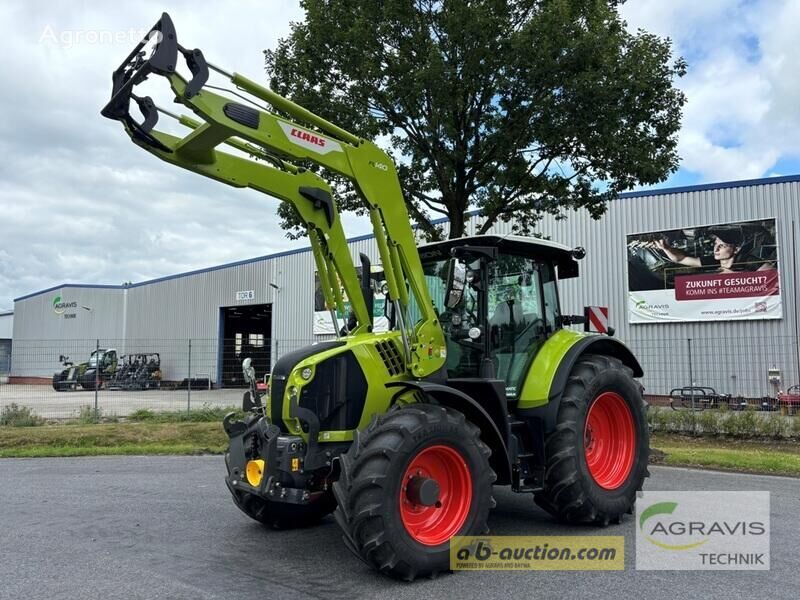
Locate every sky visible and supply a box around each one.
[1,0,799,310]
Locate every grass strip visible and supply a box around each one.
[1,425,799,478]
[651,433,800,477]
[0,422,227,457]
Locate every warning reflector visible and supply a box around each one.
[584,306,609,334]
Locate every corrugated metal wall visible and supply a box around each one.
[0,313,13,339]
[11,179,800,394]
[482,180,800,397]
[11,287,126,377]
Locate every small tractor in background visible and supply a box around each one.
[52,349,119,391]
[103,14,650,581]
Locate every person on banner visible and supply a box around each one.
[650,227,775,273]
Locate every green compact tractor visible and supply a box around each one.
[52,349,119,391]
[103,14,649,581]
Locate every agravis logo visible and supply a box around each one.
[636,492,770,570]
[633,297,669,311]
[639,501,708,550]
[53,295,77,315]
[640,500,766,551]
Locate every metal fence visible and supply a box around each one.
[2,338,317,420]
[1,335,798,420]
[629,335,800,403]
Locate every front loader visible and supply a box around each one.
[102,13,649,581]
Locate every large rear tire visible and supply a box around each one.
[534,354,649,525]
[80,370,100,391]
[333,404,495,581]
[52,372,66,391]
[224,452,336,529]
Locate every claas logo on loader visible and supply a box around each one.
[290,127,326,148]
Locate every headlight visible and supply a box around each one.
[300,367,313,380]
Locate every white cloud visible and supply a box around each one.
[2,1,800,310]
[622,0,800,182]
[0,1,380,310]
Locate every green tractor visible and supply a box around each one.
[52,349,119,391]
[103,14,649,581]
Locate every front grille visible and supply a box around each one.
[375,339,404,376]
[268,341,344,431]
[300,351,367,430]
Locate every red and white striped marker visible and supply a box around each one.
[584,306,609,334]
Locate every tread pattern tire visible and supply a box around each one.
[534,353,649,525]
[230,489,336,530]
[333,403,496,581]
[224,452,336,530]
[52,373,65,391]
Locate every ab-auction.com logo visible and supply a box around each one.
[636,491,770,570]
[53,295,77,315]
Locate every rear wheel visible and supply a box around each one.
[534,354,649,525]
[80,370,99,390]
[333,404,495,581]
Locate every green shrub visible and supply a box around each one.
[76,405,102,424]
[675,409,697,434]
[756,413,789,438]
[696,410,721,436]
[128,408,157,421]
[0,403,45,427]
[792,416,800,438]
[720,409,759,437]
[126,404,242,423]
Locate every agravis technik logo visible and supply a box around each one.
[636,492,770,570]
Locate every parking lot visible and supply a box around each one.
[0,458,796,600]
[0,384,244,419]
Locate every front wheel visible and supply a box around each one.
[534,354,649,525]
[52,372,65,391]
[333,404,496,581]
[224,452,336,529]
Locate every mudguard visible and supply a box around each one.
[387,380,512,485]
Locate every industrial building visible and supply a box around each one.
[10,174,800,398]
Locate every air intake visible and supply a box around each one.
[375,340,404,376]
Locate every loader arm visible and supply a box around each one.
[101,13,445,377]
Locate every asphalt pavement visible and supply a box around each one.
[0,457,797,600]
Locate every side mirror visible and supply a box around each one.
[242,357,256,384]
[444,258,467,309]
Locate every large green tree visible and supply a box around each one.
[265,0,686,240]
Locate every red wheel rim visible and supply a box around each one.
[399,445,472,546]
[584,392,636,490]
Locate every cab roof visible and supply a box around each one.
[419,233,580,278]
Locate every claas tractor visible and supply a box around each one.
[102,14,649,581]
[52,349,119,391]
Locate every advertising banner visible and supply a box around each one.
[313,266,388,335]
[626,218,780,323]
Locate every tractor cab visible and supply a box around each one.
[87,349,118,373]
[416,234,582,397]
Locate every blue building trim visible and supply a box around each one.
[14,283,126,302]
[617,173,800,199]
[15,174,799,303]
